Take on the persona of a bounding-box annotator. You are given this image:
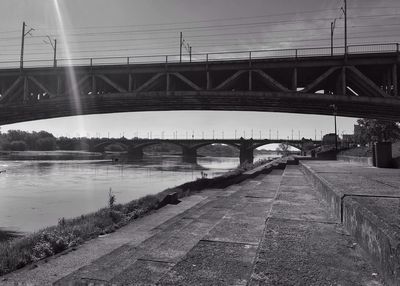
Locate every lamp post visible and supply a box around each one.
[330,20,336,56]
[330,104,338,152]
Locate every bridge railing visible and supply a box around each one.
[1,43,399,69]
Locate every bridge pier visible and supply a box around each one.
[128,147,144,159]
[239,139,254,165]
[182,147,197,163]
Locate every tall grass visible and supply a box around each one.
[0,194,160,276]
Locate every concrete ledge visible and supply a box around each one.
[299,162,343,220]
[343,197,400,285]
[299,160,400,285]
[337,155,373,166]
[161,157,297,202]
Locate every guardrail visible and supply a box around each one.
[0,43,398,69]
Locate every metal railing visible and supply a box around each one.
[0,42,398,70]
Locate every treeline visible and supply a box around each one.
[0,130,98,151]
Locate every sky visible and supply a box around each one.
[0,0,399,140]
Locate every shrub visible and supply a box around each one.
[9,141,28,151]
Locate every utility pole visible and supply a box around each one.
[179,32,183,63]
[342,0,348,55]
[20,22,34,70]
[330,104,338,152]
[44,36,57,68]
[330,20,336,56]
[53,39,57,67]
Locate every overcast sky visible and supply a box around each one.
[0,0,399,140]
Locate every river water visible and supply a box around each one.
[0,154,277,233]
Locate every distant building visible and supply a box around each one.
[322,133,340,147]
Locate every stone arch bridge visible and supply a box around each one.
[91,138,321,164]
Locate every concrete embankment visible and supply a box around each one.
[1,159,383,285]
[300,160,400,285]
[337,154,373,166]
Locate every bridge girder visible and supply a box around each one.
[0,52,399,124]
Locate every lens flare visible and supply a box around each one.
[53,0,85,136]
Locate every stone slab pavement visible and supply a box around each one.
[1,167,383,285]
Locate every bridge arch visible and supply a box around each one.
[93,141,129,152]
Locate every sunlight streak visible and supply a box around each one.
[52,0,85,136]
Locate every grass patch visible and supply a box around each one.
[0,158,274,276]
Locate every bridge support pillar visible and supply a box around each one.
[128,147,144,159]
[239,138,254,165]
[182,147,197,163]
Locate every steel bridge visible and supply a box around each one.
[91,138,321,164]
[0,43,400,125]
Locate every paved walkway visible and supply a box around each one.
[1,165,383,285]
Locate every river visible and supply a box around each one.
[0,154,278,233]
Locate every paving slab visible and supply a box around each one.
[110,259,174,285]
[158,240,257,286]
[250,218,382,286]
[271,186,337,223]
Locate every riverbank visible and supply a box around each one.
[1,160,382,285]
[0,158,275,277]
[0,230,20,243]
[0,150,103,161]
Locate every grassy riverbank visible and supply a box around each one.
[0,230,20,243]
[0,159,270,276]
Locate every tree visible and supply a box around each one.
[9,140,28,151]
[356,119,400,144]
[35,137,57,151]
[276,142,291,156]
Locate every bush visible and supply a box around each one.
[9,141,28,151]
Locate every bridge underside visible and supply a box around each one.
[1,52,400,124]
[0,91,399,125]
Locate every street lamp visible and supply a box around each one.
[330,104,338,152]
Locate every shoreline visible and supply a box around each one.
[0,157,275,276]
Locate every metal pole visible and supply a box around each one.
[179,32,183,63]
[53,39,57,68]
[334,112,338,152]
[331,104,338,152]
[331,21,334,56]
[20,22,26,70]
[344,0,347,55]
[189,46,192,63]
